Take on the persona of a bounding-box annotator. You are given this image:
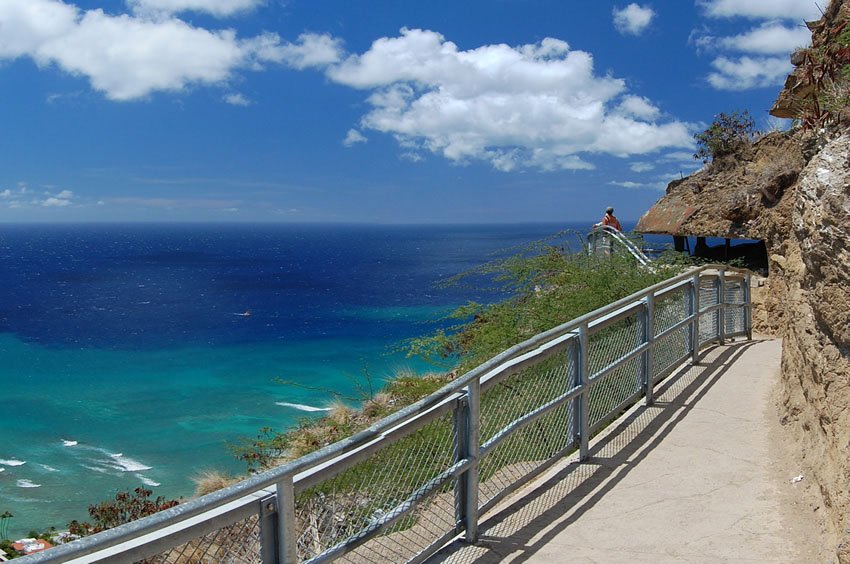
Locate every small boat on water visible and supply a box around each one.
[233,310,251,317]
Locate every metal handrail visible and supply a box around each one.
[587,225,654,268]
[25,264,752,563]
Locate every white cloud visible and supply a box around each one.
[127,0,264,18]
[0,189,11,198]
[662,151,697,161]
[695,2,814,91]
[42,197,72,207]
[224,92,251,106]
[41,189,74,207]
[277,33,343,69]
[0,0,288,101]
[699,0,821,21]
[719,22,812,54]
[707,55,792,90]
[401,152,424,163]
[615,95,660,119]
[612,4,655,36]
[343,129,367,146]
[0,0,77,59]
[630,162,655,172]
[322,29,692,172]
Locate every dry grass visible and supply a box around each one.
[192,470,239,497]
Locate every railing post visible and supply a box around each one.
[642,293,655,406]
[276,475,297,564]
[691,272,700,364]
[718,269,726,345]
[259,494,280,564]
[744,272,753,340]
[454,381,480,542]
[577,323,590,461]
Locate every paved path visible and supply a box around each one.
[435,338,800,563]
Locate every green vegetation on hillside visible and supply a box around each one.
[236,234,690,470]
[693,110,756,164]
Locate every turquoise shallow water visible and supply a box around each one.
[0,324,438,535]
[0,223,585,536]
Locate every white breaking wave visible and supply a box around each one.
[0,459,26,466]
[0,468,4,473]
[275,402,332,413]
[62,439,78,447]
[82,464,110,474]
[108,453,152,472]
[17,479,41,488]
[40,464,60,472]
[135,474,161,487]
[78,447,154,475]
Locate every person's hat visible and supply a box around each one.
[606,206,614,213]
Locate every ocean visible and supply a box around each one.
[0,222,598,535]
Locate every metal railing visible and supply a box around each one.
[26,265,751,564]
[587,225,654,268]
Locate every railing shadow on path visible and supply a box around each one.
[430,339,758,564]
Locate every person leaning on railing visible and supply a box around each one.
[591,207,622,256]
[599,207,622,231]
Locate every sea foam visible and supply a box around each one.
[17,479,41,488]
[108,453,152,472]
[275,402,332,412]
[135,474,161,487]
[0,459,26,466]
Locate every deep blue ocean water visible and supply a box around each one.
[0,222,602,535]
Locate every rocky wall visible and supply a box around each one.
[779,132,850,560]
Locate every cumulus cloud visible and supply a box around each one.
[699,0,821,21]
[343,129,367,146]
[277,32,343,69]
[321,29,691,171]
[0,189,11,198]
[0,0,292,101]
[719,22,812,54]
[127,0,264,18]
[615,95,660,119]
[694,1,814,91]
[707,55,792,90]
[612,4,655,36]
[224,92,251,106]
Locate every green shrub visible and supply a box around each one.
[407,240,684,373]
[67,488,179,536]
[693,110,755,163]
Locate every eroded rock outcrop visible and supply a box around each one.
[780,132,850,560]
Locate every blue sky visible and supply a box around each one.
[0,0,820,223]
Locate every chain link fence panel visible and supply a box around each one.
[140,514,261,564]
[478,349,576,508]
[294,409,457,563]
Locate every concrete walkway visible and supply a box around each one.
[435,338,800,563]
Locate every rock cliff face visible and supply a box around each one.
[637,1,850,557]
[780,132,850,560]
